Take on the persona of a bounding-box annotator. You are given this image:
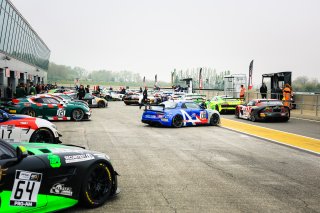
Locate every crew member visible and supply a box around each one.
[140,87,148,109]
[282,83,292,108]
[260,83,267,99]
[240,85,246,100]
[77,85,86,100]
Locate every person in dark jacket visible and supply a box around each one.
[15,83,27,98]
[6,84,13,99]
[260,83,267,99]
[139,87,148,109]
[77,85,86,100]
[85,85,90,93]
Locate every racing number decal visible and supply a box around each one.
[200,111,207,119]
[10,170,42,207]
[0,125,14,141]
[57,108,66,117]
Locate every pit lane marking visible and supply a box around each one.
[221,118,320,155]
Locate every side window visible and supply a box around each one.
[33,98,44,103]
[0,144,15,160]
[185,102,200,109]
[181,103,187,109]
[48,98,60,104]
[247,101,255,106]
[84,94,93,99]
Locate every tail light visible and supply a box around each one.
[156,113,164,118]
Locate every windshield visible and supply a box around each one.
[259,100,283,106]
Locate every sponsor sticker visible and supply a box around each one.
[10,170,42,207]
[64,154,94,163]
[57,108,66,118]
[48,154,61,168]
[50,183,73,196]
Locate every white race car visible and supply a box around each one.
[0,109,61,143]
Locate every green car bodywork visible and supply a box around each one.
[184,93,207,104]
[206,96,244,113]
[2,95,91,121]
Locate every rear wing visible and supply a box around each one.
[144,103,165,111]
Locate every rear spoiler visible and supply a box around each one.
[144,103,165,111]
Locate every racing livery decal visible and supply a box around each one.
[50,183,73,196]
[10,170,42,207]
[64,154,94,163]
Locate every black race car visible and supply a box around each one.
[0,140,119,212]
[235,99,290,122]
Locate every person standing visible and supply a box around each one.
[85,85,90,93]
[77,85,86,100]
[15,83,26,98]
[6,84,13,99]
[140,87,148,109]
[240,85,246,100]
[260,83,268,99]
[29,82,37,95]
[282,83,292,108]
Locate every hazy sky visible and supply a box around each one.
[12,0,320,83]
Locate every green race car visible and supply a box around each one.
[0,139,119,212]
[206,96,244,113]
[2,94,91,121]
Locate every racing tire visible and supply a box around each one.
[282,117,290,122]
[250,113,256,122]
[80,163,113,208]
[209,114,220,126]
[21,108,36,117]
[172,115,183,128]
[98,101,106,108]
[235,109,240,118]
[72,109,85,121]
[30,128,56,143]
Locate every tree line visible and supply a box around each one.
[293,76,320,93]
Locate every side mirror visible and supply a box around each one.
[16,146,28,162]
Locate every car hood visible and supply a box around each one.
[11,143,109,159]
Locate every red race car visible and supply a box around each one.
[235,99,290,122]
[0,109,61,143]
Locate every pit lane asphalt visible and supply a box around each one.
[58,102,320,213]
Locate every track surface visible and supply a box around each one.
[57,102,320,213]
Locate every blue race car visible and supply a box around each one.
[141,101,220,128]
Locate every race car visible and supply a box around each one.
[0,109,60,144]
[82,93,108,108]
[235,99,290,122]
[0,140,119,212]
[123,92,140,105]
[2,95,91,121]
[207,96,244,113]
[141,100,220,127]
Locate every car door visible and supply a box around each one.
[0,142,48,211]
[184,102,208,125]
[83,94,95,106]
[42,97,65,119]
